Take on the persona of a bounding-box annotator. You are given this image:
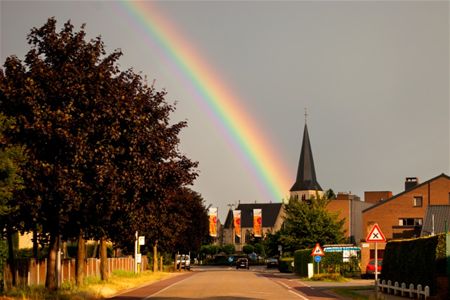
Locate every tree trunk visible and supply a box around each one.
[153,241,158,272]
[76,232,85,286]
[45,233,58,290]
[100,237,108,281]
[32,229,38,259]
[6,230,16,287]
[92,240,98,258]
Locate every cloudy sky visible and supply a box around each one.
[1,1,449,221]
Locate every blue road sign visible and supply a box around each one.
[314,255,321,263]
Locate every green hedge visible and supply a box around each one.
[278,257,294,273]
[294,249,312,276]
[381,234,445,294]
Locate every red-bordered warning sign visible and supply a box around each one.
[366,223,386,242]
[311,243,325,256]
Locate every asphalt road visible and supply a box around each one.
[109,265,361,300]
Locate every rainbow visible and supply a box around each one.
[115,1,291,202]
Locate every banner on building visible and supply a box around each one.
[233,210,241,238]
[208,207,218,237]
[253,208,262,237]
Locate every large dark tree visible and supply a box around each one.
[0,18,197,288]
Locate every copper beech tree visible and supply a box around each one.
[0,18,198,289]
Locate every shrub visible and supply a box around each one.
[221,244,235,255]
[278,257,294,273]
[242,245,254,255]
[294,249,312,276]
[381,234,445,294]
[310,273,347,282]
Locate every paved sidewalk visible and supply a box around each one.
[269,273,409,300]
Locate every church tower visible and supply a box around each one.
[290,112,323,201]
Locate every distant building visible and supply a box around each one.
[326,192,373,244]
[223,203,284,251]
[289,121,323,201]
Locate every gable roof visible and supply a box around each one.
[421,205,450,236]
[363,173,450,213]
[224,203,283,228]
[290,123,322,192]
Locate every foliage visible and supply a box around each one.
[199,244,220,257]
[381,234,442,294]
[242,244,254,255]
[0,270,172,299]
[294,249,312,276]
[309,273,347,282]
[278,196,345,252]
[320,252,360,277]
[253,243,265,256]
[0,239,7,290]
[324,188,336,200]
[262,230,282,257]
[221,244,235,255]
[0,18,198,288]
[146,188,209,254]
[278,257,294,273]
[0,114,25,235]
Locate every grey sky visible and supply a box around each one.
[1,1,449,221]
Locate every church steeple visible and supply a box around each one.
[290,112,323,200]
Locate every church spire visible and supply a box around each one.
[290,116,322,195]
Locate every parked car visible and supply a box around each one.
[266,257,278,268]
[365,259,382,277]
[176,254,191,270]
[236,258,249,270]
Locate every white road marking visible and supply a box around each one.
[289,289,310,300]
[277,280,310,300]
[144,274,194,299]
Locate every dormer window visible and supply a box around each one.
[413,196,423,207]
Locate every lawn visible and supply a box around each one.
[0,270,177,300]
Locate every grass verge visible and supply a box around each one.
[0,270,176,300]
[331,286,377,300]
[306,273,349,282]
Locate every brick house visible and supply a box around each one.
[360,173,450,272]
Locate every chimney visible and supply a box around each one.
[405,177,419,191]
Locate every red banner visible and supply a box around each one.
[233,210,241,238]
[253,208,262,237]
[209,207,218,237]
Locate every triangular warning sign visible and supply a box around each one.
[366,223,386,242]
[311,243,325,256]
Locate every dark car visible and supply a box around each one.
[365,259,382,277]
[236,258,249,270]
[266,257,278,268]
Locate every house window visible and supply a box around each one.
[398,218,423,226]
[413,196,423,207]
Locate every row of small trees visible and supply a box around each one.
[0,18,209,290]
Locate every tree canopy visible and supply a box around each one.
[0,114,25,234]
[277,196,346,253]
[0,18,201,289]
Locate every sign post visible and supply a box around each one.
[366,224,386,285]
[311,243,325,275]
